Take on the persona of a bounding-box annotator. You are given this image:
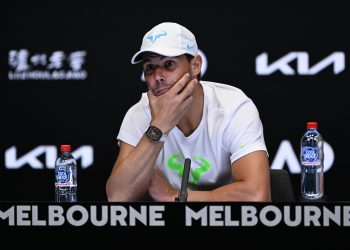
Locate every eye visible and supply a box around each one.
[165,60,175,69]
[143,64,155,75]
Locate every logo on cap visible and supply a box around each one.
[146,30,167,44]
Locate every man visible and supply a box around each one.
[106,22,271,201]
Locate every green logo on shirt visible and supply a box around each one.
[167,153,211,186]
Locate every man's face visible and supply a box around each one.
[142,53,192,96]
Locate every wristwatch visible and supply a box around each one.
[145,125,168,142]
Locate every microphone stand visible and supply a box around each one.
[175,158,191,202]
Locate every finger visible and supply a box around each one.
[168,73,190,94]
[178,79,197,99]
[181,94,194,109]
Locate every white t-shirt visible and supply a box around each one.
[117,81,267,191]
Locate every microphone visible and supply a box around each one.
[175,158,191,202]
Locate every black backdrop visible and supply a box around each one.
[1,1,349,202]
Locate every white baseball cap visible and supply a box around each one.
[131,22,198,64]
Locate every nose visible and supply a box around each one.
[154,67,165,83]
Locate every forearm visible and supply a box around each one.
[106,135,164,201]
[186,181,270,202]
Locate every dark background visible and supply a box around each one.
[1,1,349,202]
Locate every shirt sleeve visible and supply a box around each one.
[116,102,150,147]
[223,99,268,164]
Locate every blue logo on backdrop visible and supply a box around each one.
[147,30,167,44]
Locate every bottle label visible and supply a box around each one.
[301,146,321,165]
[55,166,70,186]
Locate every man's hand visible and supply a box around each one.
[148,168,178,201]
[147,73,197,134]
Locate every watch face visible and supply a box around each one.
[146,126,162,141]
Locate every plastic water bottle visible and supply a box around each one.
[300,122,324,200]
[55,144,77,202]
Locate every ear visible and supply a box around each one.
[191,54,202,77]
